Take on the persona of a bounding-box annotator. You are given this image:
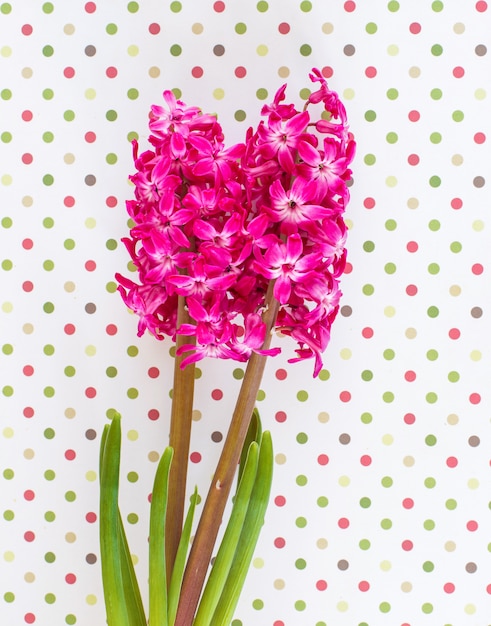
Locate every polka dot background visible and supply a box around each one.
[1,1,491,624]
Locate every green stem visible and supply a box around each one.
[173,283,280,626]
[166,296,196,580]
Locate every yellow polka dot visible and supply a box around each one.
[192,409,202,421]
[408,66,421,78]
[85,345,97,356]
[447,413,459,425]
[401,581,412,592]
[85,217,96,229]
[453,22,465,34]
[380,560,391,571]
[148,451,160,462]
[382,434,394,445]
[65,408,76,419]
[384,305,396,317]
[85,470,97,482]
[85,88,97,100]
[64,153,75,164]
[149,66,160,78]
[345,218,353,230]
[275,453,287,465]
[337,601,349,612]
[64,23,76,35]
[318,412,330,423]
[274,579,285,589]
[475,88,486,100]
[253,557,264,569]
[127,429,139,441]
[322,22,334,34]
[338,475,350,487]
[467,478,479,490]
[403,455,415,467]
[464,604,476,615]
[64,281,76,293]
[65,532,77,543]
[405,327,417,339]
[1,174,13,186]
[385,175,398,187]
[23,323,34,334]
[387,44,399,56]
[24,449,35,459]
[343,88,355,100]
[86,594,97,605]
[213,88,225,100]
[340,348,352,360]
[131,554,139,565]
[316,538,328,549]
[256,44,268,56]
[470,350,482,361]
[21,67,33,78]
[278,66,290,78]
[3,427,14,439]
[472,219,485,231]
[24,572,35,582]
[22,196,33,207]
[407,197,419,209]
[127,45,139,57]
[444,540,456,551]
[1,46,12,57]
[192,23,204,34]
[1,302,13,313]
[449,284,461,296]
[3,551,15,562]
[451,154,463,165]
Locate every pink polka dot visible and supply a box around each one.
[234,66,247,78]
[444,582,455,593]
[192,66,204,78]
[360,454,372,466]
[21,24,33,36]
[64,196,75,207]
[190,451,202,463]
[453,66,465,78]
[408,110,420,122]
[22,281,34,292]
[407,153,420,166]
[85,512,97,523]
[85,260,96,272]
[365,66,377,78]
[24,614,36,624]
[106,324,118,335]
[406,284,418,296]
[317,454,329,466]
[446,456,458,468]
[64,324,76,335]
[22,110,33,121]
[273,621,285,626]
[472,263,484,275]
[85,131,96,143]
[404,370,416,382]
[65,573,77,584]
[85,1,96,12]
[409,22,421,34]
[274,495,286,507]
[448,328,460,339]
[213,1,225,11]
[404,413,416,424]
[401,539,413,551]
[344,1,356,11]
[466,520,478,531]
[486,584,491,594]
[24,490,35,501]
[65,449,76,461]
[321,66,334,78]
[278,22,290,34]
[275,410,287,422]
[148,23,161,35]
[106,196,118,207]
[22,153,33,164]
[474,132,486,144]
[469,392,481,405]
[338,517,350,529]
[23,407,35,418]
[22,238,34,249]
[106,66,118,78]
[85,387,97,398]
[363,197,376,209]
[275,368,287,380]
[148,367,160,378]
[211,389,223,400]
[358,580,370,591]
[24,531,35,542]
[274,537,286,548]
[343,261,353,274]
[406,241,418,252]
[23,365,34,376]
[63,67,75,78]
[316,579,328,591]
[148,409,160,421]
[402,498,414,509]
[339,390,351,402]
[476,1,488,11]
[451,197,463,209]
[362,327,374,338]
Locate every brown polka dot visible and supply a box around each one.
[471,306,483,318]
[343,44,355,56]
[213,44,225,56]
[340,305,352,317]
[337,559,349,570]
[473,176,485,188]
[211,431,223,443]
[475,44,487,56]
[85,45,96,56]
[85,429,97,440]
[465,562,477,573]
[85,174,96,186]
[85,302,96,314]
[339,433,351,445]
[468,435,480,447]
[86,553,97,564]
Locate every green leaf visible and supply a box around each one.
[194,442,259,626]
[168,486,199,626]
[237,408,262,490]
[149,446,174,626]
[211,431,274,625]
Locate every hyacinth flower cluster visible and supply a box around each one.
[101,69,355,626]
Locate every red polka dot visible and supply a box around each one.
[343,262,353,274]
[191,66,204,78]
[409,22,421,34]
[401,539,413,551]
[339,390,351,402]
[85,387,97,399]
[211,388,223,400]
[486,584,491,594]
[275,368,287,380]
[466,520,478,531]
[344,1,356,11]
[148,23,161,34]
[85,512,97,523]
[21,24,33,36]
[469,392,481,405]
[148,367,160,378]
[406,284,418,296]
[22,281,34,292]
[23,365,34,376]
[213,1,225,11]
[190,452,202,463]
[452,66,465,78]
[408,110,420,122]
[24,614,36,624]
[85,1,96,12]
[363,197,376,209]
[65,573,77,584]
[476,1,488,11]
[472,263,484,275]
[446,456,458,468]
[63,67,75,79]
[362,327,374,338]
[22,153,33,164]
[338,517,350,529]
[24,490,35,501]
[22,110,33,121]
[358,580,370,591]
[274,495,286,507]
[275,410,287,422]
[451,197,463,209]
[64,324,76,335]
[360,454,372,466]
[444,582,455,593]
[22,238,34,249]
[404,370,416,382]
[316,579,328,591]
[404,413,416,424]
[317,454,329,466]
[148,409,160,421]
[65,449,76,461]
[365,66,377,78]
[406,241,419,252]
[23,407,35,418]
[274,537,286,548]
[106,324,118,335]
[85,260,96,272]
[448,328,460,339]
[85,131,96,143]
[321,66,334,78]
[402,498,414,509]
[106,196,118,207]
[407,153,420,166]
[24,531,35,542]
[278,22,290,34]
[64,196,75,207]
[474,132,486,144]
[273,622,285,626]
[106,66,118,78]
[234,66,247,78]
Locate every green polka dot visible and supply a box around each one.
[383,348,395,360]
[43,45,54,57]
[170,1,182,11]
[430,88,443,100]
[428,219,440,232]
[384,262,396,274]
[63,110,75,121]
[294,600,307,611]
[256,88,268,100]
[43,174,54,186]
[427,262,440,274]
[427,306,439,318]
[364,110,376,121]
[380,518,392,529]
[43,302,55,313]
[3,468,14,479]
[318,369,330,381]
[422,603,433,614]
[45,592,56,604]
[385,219,397,231]
[127,345,139,357]
[106,23,118,34]
[447,371,460,382]
[422,561,434,572]
[2,344,13,355]
[127,88,139,100]
[127,471,139,483]
[381,476,393,488]
[429,175,441,188]
[361,370,373,381]
[43,259,55,271]
[64,366,76,377]
[170,44,182,57]
[44,386,55,398]
[362,284,374,295]
[106,109,117,121]
[296,432,308,444]
[425,434,437,446]
[431,44,443,56]
[296,516,308,527]
[432,0,444,10]
[42,88,54,100]
[4,591,14,602]
[65,491,76,502]
[364,154,376,166]
[379,602,391,613]
[361,412,372,424]
[45,551,56,563]
[256,389,266,401]
[1,216,12,228]
[423,519,436,530]
[105,153,118,165]
[0,3,12,14]
[452,110,464,122]
[300,44,312,56]
[297,390,308,402]
[386,88,398,100]
[1,259,12,271]
[65,615,77,625]
[365,22,378,34]
[127,387,139,399]
[1,89,12,100]
[234,110,246,122]
[3,510,14,521]
[64,239,75,250]
[296,474,308,486]
[42,2,54,13]
[363,240,375,252]
[387,0,399,10]
[127,1,139,12]
[295,558,307,570]
[424,477,436,488]
[300,0,312,10]
[235,22,247,34]
[359,497,371,508]
[43,344,55,356]
[430,132,442,143]
[425,392,438,403]
[44,428,55,439]
[386,131,398,144]
[256,1,268,11]
[252,598,264,609]
[42,131,55,143]
[450,241,462,253]
[359,538,371,550]
[316,496,328,508]
[44,469,56,481]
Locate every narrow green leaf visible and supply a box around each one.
[149,446,174,626]
[194,442,259,626]
[237,409,261,490]
[211,431,274,625]
[99,413,131,626]
[168,487,199,626]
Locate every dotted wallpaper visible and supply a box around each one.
[1,1,491,625]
